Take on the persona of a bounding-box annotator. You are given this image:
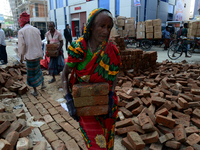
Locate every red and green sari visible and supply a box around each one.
[66,8,121,150]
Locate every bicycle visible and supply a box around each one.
[167,36,200,60]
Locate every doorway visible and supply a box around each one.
[72,20,79,37]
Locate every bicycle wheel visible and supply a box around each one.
[141,40,152,51]
[168,44,183,60]
[169,39,178,47]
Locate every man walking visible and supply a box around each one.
[0,23,8,65]
[18,11,45,96]
[162,26,171,50]
[64,24,72,51]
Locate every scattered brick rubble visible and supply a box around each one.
[116,59,200,150]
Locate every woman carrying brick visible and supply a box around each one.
[61,8,121,150]
[46,22,65,83]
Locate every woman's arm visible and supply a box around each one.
[111,75,118,92]
[61,64,73,95]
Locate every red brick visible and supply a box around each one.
[156,115,175,129]
[188,102,200,107]
[178,97,188,109]
[125,99,140,110]
[43,102,53,109]
[142,122,154,132]
[55,106,66,113]
[65,139,80,150]
[118,107,133,118]
[132,105,144,115]
[172,101,183,111]
[117,100,127,107]
[159,133,174,143]
[171,110,190,121]
[72,83,109,98]
[143,90,150,97]
[35,103,43,110]
[145,82,157,88]
[138,113,149,126]
[25,102,34,109]
[193,108,200,118]
[42,129,58,143]
[49,100,60,107]
[0,139,11,150]
[151,97,166,107]
[140,131,159,144]
[5,131,19,150]
[76,105,108,116]
[121,137,135,150]
[77,140,88,150]
[133,123,145,134]
[117,125,136,135]
[185,126,200,135]
[161,79,170,89]
[174,124,187,142]
[43,114,54,123]
[155,108,169,117]
[56,131,71,144]
[33,141,47,150]
[186,133,200,146]
[60,112,73,122]
[179,93,193,102]
[38,107,49,116]
[48,107,59,116]
[160,88,172,95]
[18,85,28,95]
[191,117,200,128]
[115,118,133,128]
[127,131,145,150]
[141,97,151,106]
[182,146,194,150]
[143,108,156,125]
[39,123,49,132]
[0,121,11,134]
[59,122,74,133]
[191,89,200,95]
[1,120,23,138]
[48,121,62,134]
[118,92,133,100]
[184,108,193,115]
[174,119,190,127]
[0,113,16,123]
[68,129,83,142]
[169,88,181,96]
[165,141,181,149]
[149,143,163,150]
[19,127,32,137]
[0,73,5,85]
[16,137,31,150]
[51,140,66,150]
[53,114,65,124]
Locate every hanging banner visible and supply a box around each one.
[134,0,141,7]
[175,0,184,21]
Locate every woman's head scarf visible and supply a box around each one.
[83,8,113,42]
[19,11,30,27]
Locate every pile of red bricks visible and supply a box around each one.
[0,64,28,99]
[115,60,200,149]
[110,35,157,71]
[0,106,35,150]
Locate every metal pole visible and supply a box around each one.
[138,6,139,22]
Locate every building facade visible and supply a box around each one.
[48,0,196,36]
[9,0,49,31]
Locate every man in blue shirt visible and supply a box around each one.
[162,26,171,50]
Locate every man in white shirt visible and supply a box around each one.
[0,23,8,65]
[18,11,45,96]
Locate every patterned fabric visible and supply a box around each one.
[46,30,63,45]
[26,58,44,87]
[48,49,65,75]
[66,8,121,150]
[18,11,30,27]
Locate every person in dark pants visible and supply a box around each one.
[74,26,80,39]
[162,26,171,50]
[64,24,72,51]
[0,23,8,65]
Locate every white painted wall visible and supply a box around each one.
[110,0,115,17]
[119,0,132,17]
[183,0,192,21]
[85,0,98,19]
[68,0,85,6]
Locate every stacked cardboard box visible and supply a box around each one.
[136,22,145,39]
[153,19,162,39]
[124,18,136,37]
[117,16,126,37]
[145,20,153,39]
[188,21,200,38]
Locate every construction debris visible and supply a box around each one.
[116,59,200,149]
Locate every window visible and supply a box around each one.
[50,0,54,10]
[66,0,68,6]
[115,0,120,17]
[35,3,39,17]
[160,0,169,2]
[98,0,109,10]
[56,0,63,8]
